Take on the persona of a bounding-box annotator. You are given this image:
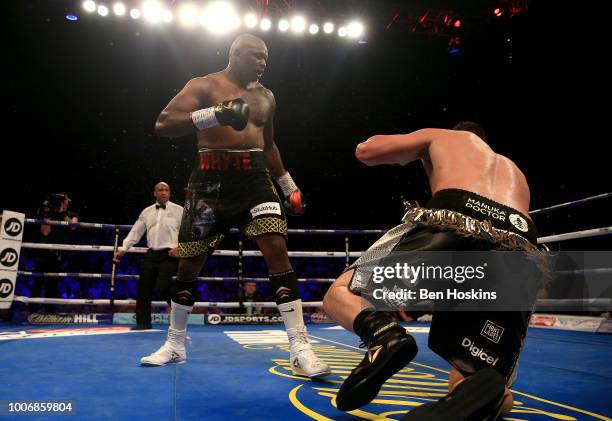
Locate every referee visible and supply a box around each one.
[113,182,183,330]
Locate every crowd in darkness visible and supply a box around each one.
[17,225,347,307]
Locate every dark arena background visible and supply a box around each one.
[1,1,611,420]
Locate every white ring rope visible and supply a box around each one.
[12,296,611,310]
[529,192,612,216]
[20,243,364,257]
[18,269,611,281]
[537,226,612,244]
[7,191,608,231]
[20,222,612,255]
[13,296,322,308]
[17,272,336,283]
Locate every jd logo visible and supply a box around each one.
[0,248,18,267]
[0,279,14,298]
[3,218,23,237]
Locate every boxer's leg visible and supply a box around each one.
[323,269,364,331]
[140,253,208,366]
[256,233,331,378]
[141,176,222,367]
[325,270,417,411]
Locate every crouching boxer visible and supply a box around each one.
[323,122,543,419]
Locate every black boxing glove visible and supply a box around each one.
[190,98,250,131]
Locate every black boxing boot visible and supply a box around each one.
[335,311,418,411]
[401,368,506,421]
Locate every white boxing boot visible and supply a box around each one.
[288,325,331,378]
[140,328,187,366]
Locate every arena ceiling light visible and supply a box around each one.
[112,2,126,16]
[77,2,365,40]
[244,13,257,29]
[201,1,241,34]
[162,10,173,23]
[178,4,198,27]
[97,5,109,16]
[278,19,289,32]
[290,16,306,33]
[83,0,96,13]
[142,1,162,23]
[347,21,364,38]
[260,18,271,31]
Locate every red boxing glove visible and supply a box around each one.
[286,190,306,216]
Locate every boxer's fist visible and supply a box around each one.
[276,172,306,215]
[214,98,250,131]
[284,190,306,216]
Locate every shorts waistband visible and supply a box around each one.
[425,188,537,242]
[402,202,539,252]
[196,148,266,172]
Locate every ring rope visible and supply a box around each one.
[20,243,365,257]
[13,190,612,232]
[21,218,387,235]
[537,226,612,243]
[12,296,612,310]
[21,222,612,255]
[17,272,336,283]
[529,192,612,216]
[18,269,612,281]
[12,296,322,308]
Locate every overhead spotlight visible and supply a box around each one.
[142,1,162,23]
[113,3,126,16]
[162,10,173,23]
[260,18,271,31]
[323,22,334,34]
[338,26,348,37]
[245,13,257,28]
[202,1,241,34]
[291,16,306,33]
[278,19,289,31]
[347,21,364,38]
[493,7,503,17]
[97,5,109,16]
[178,4,197,27]
[66,14,78,21]
[130,8,141,19]
[83,0,96,13]
[308,24,319,34]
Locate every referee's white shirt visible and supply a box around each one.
[120,201,183,252]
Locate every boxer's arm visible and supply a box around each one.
[262,95,287,179]
[262,94,305,214]
[154,78,210,138]
[355,128,456,166]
